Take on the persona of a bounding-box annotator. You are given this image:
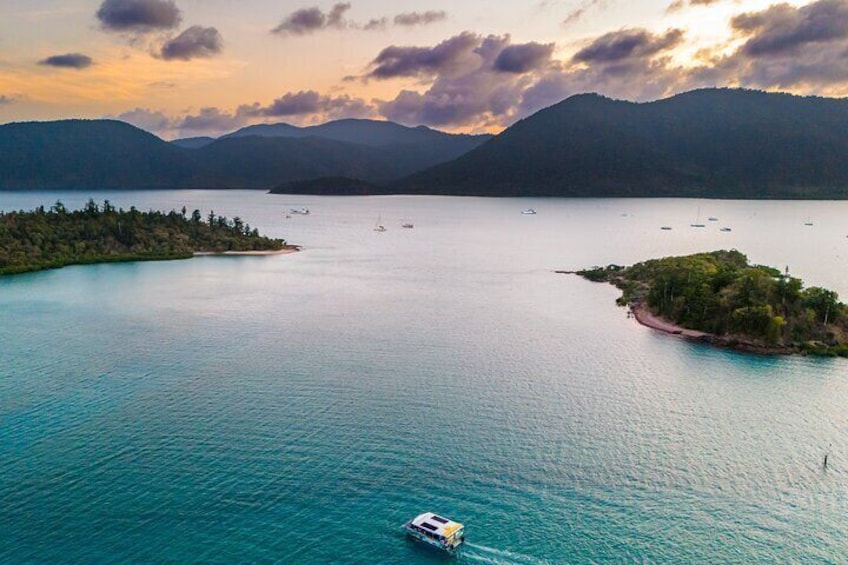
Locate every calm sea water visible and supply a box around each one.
[2,191,847,564]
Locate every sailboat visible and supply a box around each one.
[373,214,387,232]
[691,207,705,228]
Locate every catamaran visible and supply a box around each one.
[404,512,465,551]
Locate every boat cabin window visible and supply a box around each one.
[430,516,449,524]
[420,523,437,531]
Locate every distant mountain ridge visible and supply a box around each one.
[0,118,491,190]
[7,89,848,196]
[397,88,848,198]
[220,118,491,148]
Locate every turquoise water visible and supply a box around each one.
[2,192,847,563]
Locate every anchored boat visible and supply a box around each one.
[404,512,465,551]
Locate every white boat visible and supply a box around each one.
[404,512,465,551]
[690,207,705,228]
[660,226,672,230]
[708,217,719,222]
[521,208,537,215]
[289,207,310,215]
[720,227,732,232]
[373,214,387,232]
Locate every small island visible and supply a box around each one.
[573,250,848,356]
[0,199,296,276]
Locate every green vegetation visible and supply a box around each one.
[578,250,848,355]
[0,199,288,275]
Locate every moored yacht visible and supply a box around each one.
[404,512,465,551]
[521,208,537,215]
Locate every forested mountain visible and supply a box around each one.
[223,118,492,148]
[8,89,848,195]
[0,120,193,190]
[0,118,489,190]
[398,89,848,198]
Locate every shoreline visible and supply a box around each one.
[193,246,300,257]
[630,301,795,355]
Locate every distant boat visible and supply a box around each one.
[521,208,537,215]
[290,207,310,215]
[373,214,387,232]
[401,221,414,229]
[804,221,814,226]
[661,226,672,230]
[708,217,719,222]
[404,512,465,552]
[720,227,732,232]
[691,207,705,228]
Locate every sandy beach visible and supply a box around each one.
[630,301,794,354]
[631,302,708,339]
[193,247,300,257]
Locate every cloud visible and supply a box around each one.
[394,11,447,26]
[364,17,387,30]
[160,26,223,60]
[732,0,848,57]
[366,32,481,79]
[376,34,540,127]
[563,0,611,26]
[572,28,684,64]
[113,107,175,132]
[272,3,351,35]
[666,0,721,12]
[38,53,94,69]
[494,42,555,73]
[96,0,181,32]
[177,107,248,133]
[237,90,376,120]
[369,26,694,129]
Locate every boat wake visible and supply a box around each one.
[462,543,552,565]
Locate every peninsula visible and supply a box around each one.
[0,200,295,275]
[573,250,848,356]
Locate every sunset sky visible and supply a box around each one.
[1,0,842,138]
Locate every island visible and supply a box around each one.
[0,199,296,275]
[572,250,848,356]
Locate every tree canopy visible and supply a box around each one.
[578,250,848,355]
[0,199,287,275]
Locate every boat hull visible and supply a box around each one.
[404,524,464,551]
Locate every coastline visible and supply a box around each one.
[630,301,794,355]
[193,247,300,257]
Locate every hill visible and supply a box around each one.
[0,120,194,190]
[170,136,216,149]
[398,89,848,198]
[224,118,491,148]
[0,119,489,190]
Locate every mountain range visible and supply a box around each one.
[4,89,848,197]
[399,88,848,198]
[0,119,490,190]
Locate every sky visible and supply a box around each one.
[1,0,844,138]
